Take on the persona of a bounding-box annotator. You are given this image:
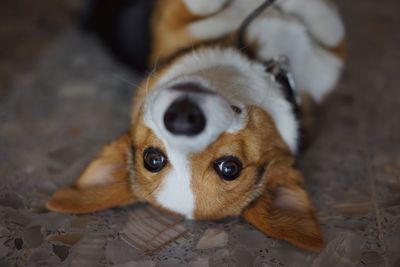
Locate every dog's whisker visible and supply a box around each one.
[114,75,142,90]
[144,70,154,98]
[143,55,161,100]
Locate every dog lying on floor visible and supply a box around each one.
[47,0,345,251]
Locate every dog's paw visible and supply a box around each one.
[188,0,265,39]
[182,0,231,16]
[277,0,344,47]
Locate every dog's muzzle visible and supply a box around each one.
[144,78,246,153]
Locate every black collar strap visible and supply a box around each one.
[264,56,301,117]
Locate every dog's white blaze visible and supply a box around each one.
[143,106,196,218]
[155,147,195,219]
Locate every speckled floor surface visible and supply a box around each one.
[1,1,400,266]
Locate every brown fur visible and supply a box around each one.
[191,106,323,250]
[191,106,288,219]
[328,40,347,61]
[149,0,201,66]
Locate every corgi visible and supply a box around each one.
[48,0,345,252]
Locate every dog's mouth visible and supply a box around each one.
[143,77,247,153]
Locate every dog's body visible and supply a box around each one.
[48,0,345,251]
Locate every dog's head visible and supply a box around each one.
[47,47,323,251]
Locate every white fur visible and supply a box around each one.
[182,0,230,16]
[143,98,196,218]
[187,0,344,101]
[144,77,246,154]
[155,146,195,219]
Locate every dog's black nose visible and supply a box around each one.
[164,97,206,136]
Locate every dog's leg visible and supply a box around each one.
[150,0,267,65]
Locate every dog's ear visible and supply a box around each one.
[242,166,323,252]
[47,133,138,214]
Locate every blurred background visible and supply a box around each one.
[0,0,399,266]
[0,0,80,98]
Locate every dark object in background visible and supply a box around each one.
[81,0,155,73]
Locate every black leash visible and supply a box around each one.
[235,0,276,49]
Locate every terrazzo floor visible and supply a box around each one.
[1,0,400,266]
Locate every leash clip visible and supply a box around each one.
[265,56,300,107]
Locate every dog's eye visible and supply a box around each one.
[143,148,168,172]
[214,156,243,181]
